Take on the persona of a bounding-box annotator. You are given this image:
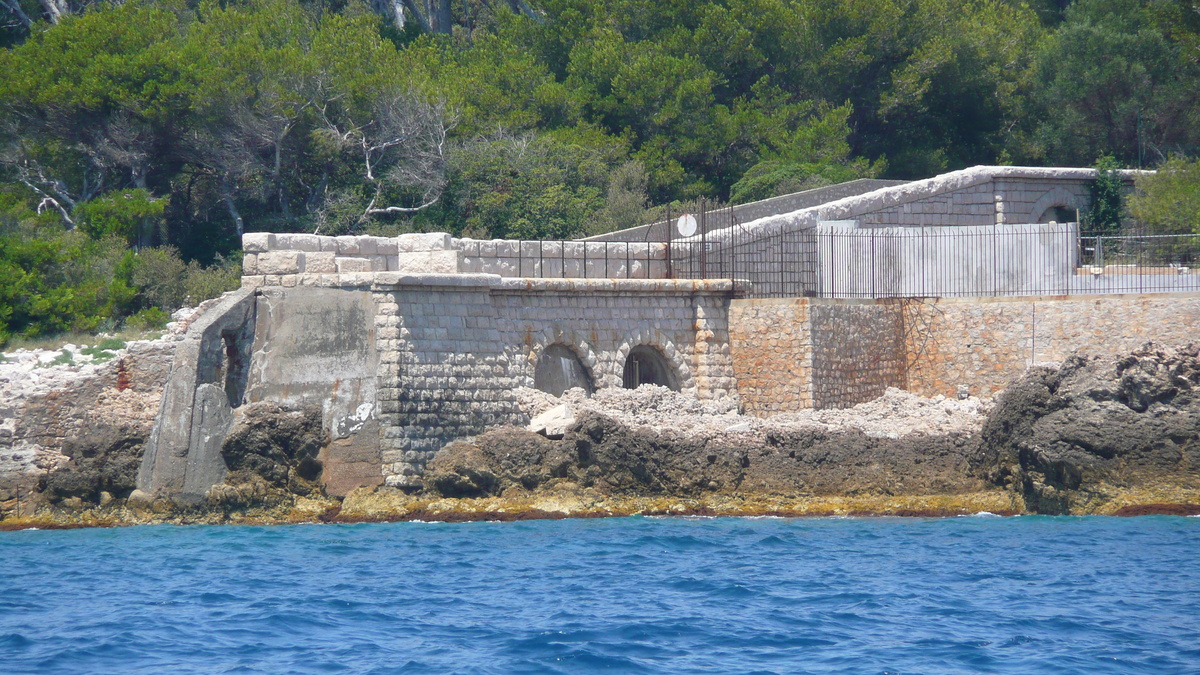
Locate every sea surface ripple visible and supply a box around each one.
[2,515,1198,674]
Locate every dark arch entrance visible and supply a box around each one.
[1038,205,1077,224]
[622,345,679,391]
[534,344,594,397]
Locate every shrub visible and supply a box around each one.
[125,307,169,331]
[181,256,241,306]
[126,247,188,309]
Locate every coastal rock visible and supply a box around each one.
[429,409,987,499]
[979,342,1200,514]
[218,403,328,503]
[40,422,147,503]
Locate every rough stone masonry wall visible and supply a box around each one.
[729,298,907,414]
[728,299,813,415]
[809,301,907,409]
[904,293,1200,398]
[731,293,1200,414]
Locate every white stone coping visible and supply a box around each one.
[242,272,744,295]
[372,272,740,294]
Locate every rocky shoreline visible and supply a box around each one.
[3,342,1199,529]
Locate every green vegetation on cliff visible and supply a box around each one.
[1,0,1199,342]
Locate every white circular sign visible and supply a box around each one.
[676,214,698,237]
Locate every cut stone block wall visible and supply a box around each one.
[369,274,740,487]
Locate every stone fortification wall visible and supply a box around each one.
[729,292,1200,415]
[372,274,738,487]
[153,269,738,495]
[904,293,1200,398]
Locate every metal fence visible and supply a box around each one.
[811,226,1200,298]
[496,200,1200,299]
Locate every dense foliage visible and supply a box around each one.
[1,0,1199,342]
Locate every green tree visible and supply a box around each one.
[1128,156,1200,235]
[1028,0,1200,166]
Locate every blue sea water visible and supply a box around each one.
[1,516,1199,674]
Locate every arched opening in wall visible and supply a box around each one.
[534,344,594,397]
[1038,205,1078,224]
[623,345,679,391]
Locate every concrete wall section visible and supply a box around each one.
[246,287,382,496]
[137,287,257,499]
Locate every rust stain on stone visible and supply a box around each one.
[116,358,132,392]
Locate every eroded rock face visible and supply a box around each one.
[979,343,1200,513]
[427,410,988,500]
[40,423,146,502]
[213,403,328,507]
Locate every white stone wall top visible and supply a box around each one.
[366,272,740,294]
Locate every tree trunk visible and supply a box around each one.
[0,0,33,28]
[432,0,452,33]
[38,0,69,24]
[400,0,431,32]
[222,174,245,237]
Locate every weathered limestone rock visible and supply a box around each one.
[977,343,1200,514]
[529,404,574,439]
